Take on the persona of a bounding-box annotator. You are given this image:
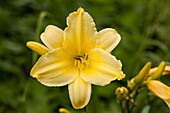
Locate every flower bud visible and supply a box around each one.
[59,108,71,113]
[151,61,166,80]
[26,41,50,55]
[115,87,128,99]
[130,62,151,90]
[134,62,151,84]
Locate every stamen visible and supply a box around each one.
[74,60,78,66]
[77,60,81,69]
[86,55,88,60]
[74,54,89,69]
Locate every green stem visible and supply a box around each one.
[32,11,47,64]
[147,89,151,105]
[83,107,86,113]
[22,11,47,106]
[120,101,124,113]
[21,78,31,102]
[129,89,139,112]
[127,100,130,113]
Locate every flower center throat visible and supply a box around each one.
[74,54,89,70]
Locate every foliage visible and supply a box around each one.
[0,0,170,113]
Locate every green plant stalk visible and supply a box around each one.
[21,11,47,105]
[83,107,86,113]
[22,12,47,104]
[32,11,47,64]
[86,96,96,113]
[21,78,30,102]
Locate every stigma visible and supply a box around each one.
[74,54,89,70]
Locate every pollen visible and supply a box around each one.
[74,54,89,70]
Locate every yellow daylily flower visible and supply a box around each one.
[26,8,125,109]
[147,80,170,108]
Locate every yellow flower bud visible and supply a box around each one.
[134,62,151,85]
[129,78,136,90]
[150,61,166,80]
[59,108,71,113]
[115,87,128,99]
[149,65,170,76]
[130,62,151,90]
[26,41,50,55]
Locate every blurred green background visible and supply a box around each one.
[0,0,170,113]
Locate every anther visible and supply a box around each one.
[74,54,89,69]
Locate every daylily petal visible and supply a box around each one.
[30,48,78,87]
[26,41,50,55]
[81,48,125,86]
[64,8,99,55]
[41,25,64,50]
[148,80,170,99]
[164,99,170,108]
[99,28,121,52]
[68,76,91,109]
[148,80,170,108]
